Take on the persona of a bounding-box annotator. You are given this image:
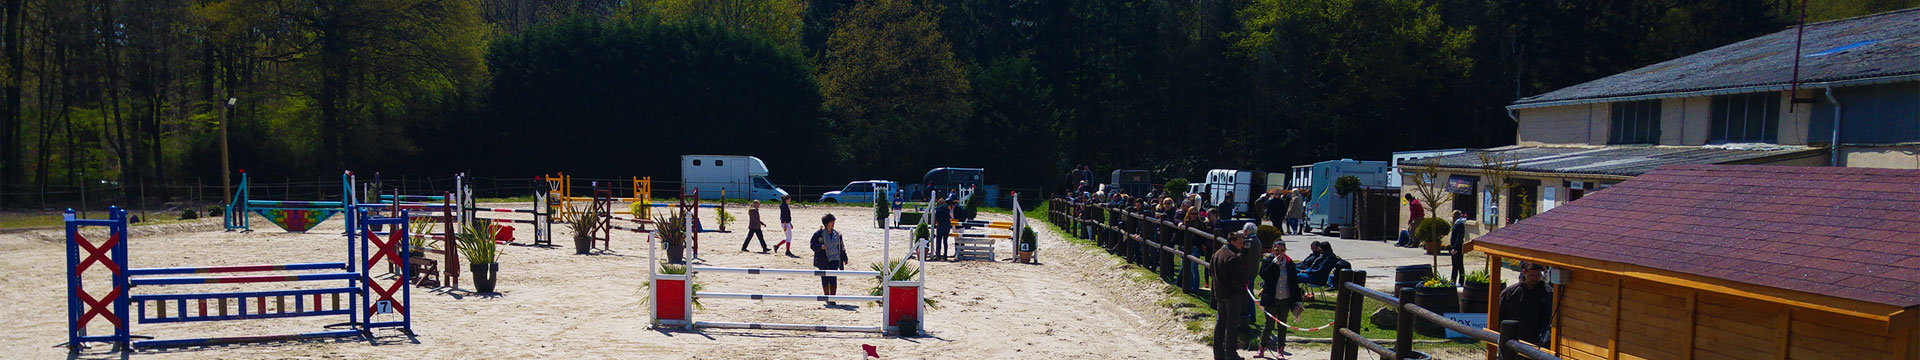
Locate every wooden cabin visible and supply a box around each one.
[1469,165,1920,360]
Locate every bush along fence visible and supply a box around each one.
[1045,198,1556,359]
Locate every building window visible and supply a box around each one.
[1448,175,1479,220]
[1609,100,1661,144]
[1709,92,1780,143]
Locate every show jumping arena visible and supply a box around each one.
[4,200,1227,358]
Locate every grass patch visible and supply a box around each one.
[0,213,65,228]
[2,210,209,229]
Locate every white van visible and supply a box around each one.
[680,155,789,201]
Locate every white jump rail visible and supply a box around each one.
[649,184,927,335]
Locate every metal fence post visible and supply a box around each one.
[1396,288,1416,360]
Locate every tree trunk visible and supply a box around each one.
[2,0,25,205]
[319,22,348,170]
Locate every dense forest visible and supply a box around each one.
[0,0,1915,207]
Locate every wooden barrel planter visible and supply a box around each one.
[1460,281,1490,313]
[1412,285,1460,337]
[1394,264,1434,295]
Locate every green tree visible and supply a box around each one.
[483,18,826,178]
[1230,0,1474,162]
[818,0,971,178]
[630,0,808,52]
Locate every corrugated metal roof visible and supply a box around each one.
[1512,8,1920,107]
[1400,145,1825,177]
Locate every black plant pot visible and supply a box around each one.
[574,235,592,255]
[665,243,686,264]
[471,262,498,294]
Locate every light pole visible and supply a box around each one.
[220,97,236,206]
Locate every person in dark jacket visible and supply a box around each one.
[1295,241,1344,287]
[932,196,955,260]
[1450,210,1469,283]
[1215,191,1236,221]
[1266,190,1289,230]
[1499,263,1554,345]
[1210,224,1257,360]
[811,214,850,306]
[740,200,769,252]
[775,196,795,257]
[1258,239,1305,359]
[1181,205,1207,292]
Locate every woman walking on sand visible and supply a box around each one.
[773,196,796,257]
[811,214,849,306]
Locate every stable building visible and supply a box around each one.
[1402,8,1920,240]
[1470,164,1920,360]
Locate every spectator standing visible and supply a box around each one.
[1499,264,1555,344]
[1210,224,1257,360]
[932,195,956,260]
[810,214,850,306]
[1266,190,1289,230]
[740,200,769,252]
[1287,190,1307,235]
[1258,238,1304,359]
[1450,210,1469,283]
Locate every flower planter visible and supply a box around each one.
[574,235,592,255]
[665,243,686,264]
[471,262,498,294]
[1016,241,1036,263]
[1412,286,1460,337]
[1424,240,1441,256]
[1460,281,1490,313]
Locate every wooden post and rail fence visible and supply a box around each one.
[1043,197,1557,360]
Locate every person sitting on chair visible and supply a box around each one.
[1295,241,1346,288]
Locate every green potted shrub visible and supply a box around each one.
[716,207,735,232]
[653,210,689,264]
[568,211,597,254]
[963,190,984,221]
[630,201,650,219]
[1334,175,1363,238]
[1256,224,1283,251]
[874,195,891,229]
[455,222,503,294]
[1414,217,1452,257]
[1165,178,1190,199]
[1016,225,1039,263]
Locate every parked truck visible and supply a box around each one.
[1202,169,1269,217]
[680,155,790,201]
[1303,159,1392,234]
[1110,169,1152,196]
[922,167,985,197]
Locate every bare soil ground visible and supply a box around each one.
[2,204,1247,359]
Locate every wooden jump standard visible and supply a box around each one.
[648,200,927,335]
[67,207,414,353]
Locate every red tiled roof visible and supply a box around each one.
[1473,164,1920,308]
